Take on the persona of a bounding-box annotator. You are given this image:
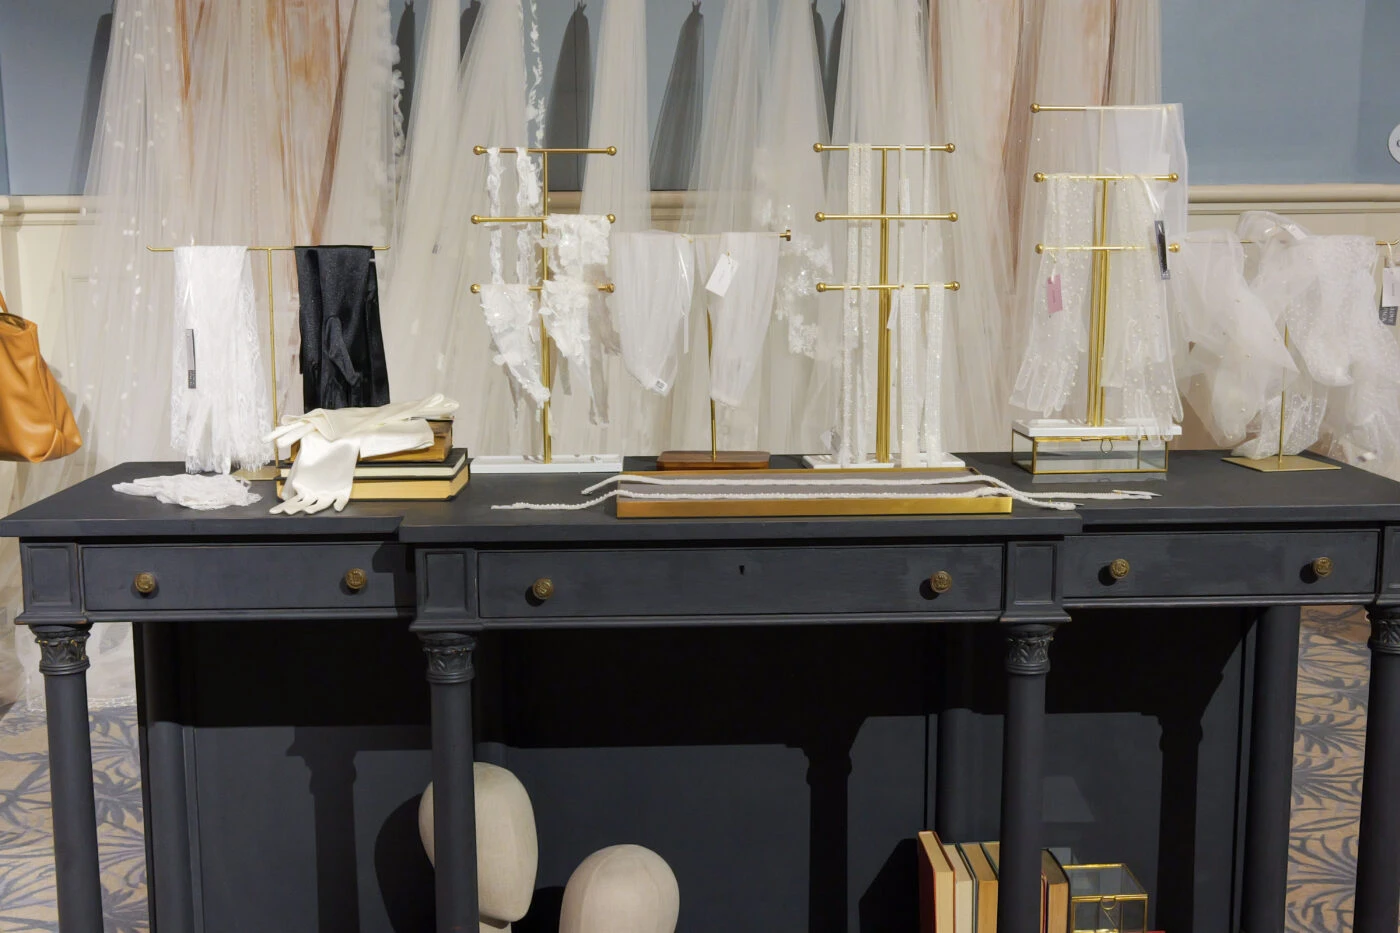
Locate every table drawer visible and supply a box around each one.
[1063,531,1378,600]
[82,544,411,612]
[477,545,1003,619]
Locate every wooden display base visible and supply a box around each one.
[656,450,771,470]
[614,468,1012,518]
[1222,454,1341,473]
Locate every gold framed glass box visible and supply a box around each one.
[1064,862,1149,933]
[1012,420,1179,477]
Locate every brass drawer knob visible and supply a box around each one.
[930,571,953,594]
[531,578,555,601]
[1108,558,1131,580]
[1311,557,1334,579]
[345,568,368,592]
[133,572,157,596]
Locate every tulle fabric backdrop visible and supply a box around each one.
[0,0,1165,707]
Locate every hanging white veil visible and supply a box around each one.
[670,0,771,450]
[650,3,705,192]
[437,0,534,455]
[381,0,460,400]
[1107,0,1161,106]
[806,0,941,463]
[315,0,400,246]
[1006,0,1110,295]
[754,0,831,454]
[934,0,1021,451]
[3,0,192,706]
[552,0,659,457]
[184,0,349,422]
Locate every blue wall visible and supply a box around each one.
[1161,0,1400,184]
[2,0,1398,193]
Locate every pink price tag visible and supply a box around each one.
[1046,273,1064,315]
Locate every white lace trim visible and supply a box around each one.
[490,471,1160,512]
[477,283,549,406]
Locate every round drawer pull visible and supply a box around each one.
[133,572,157,596]
[531,578,555,601]
[1108,558,1131,581]
[345,568,368,592]
[930,571,953,594]
[1311,557,1334,579]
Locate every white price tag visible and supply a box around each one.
[1384,266,1399,307]
[705,252,739,298]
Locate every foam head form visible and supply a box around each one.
[419,763,538,930]
[559,844,680,933]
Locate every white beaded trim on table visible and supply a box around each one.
[491,473,1160,513]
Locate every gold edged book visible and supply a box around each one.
[364,418,454,463]
[279,449,468,481]
[287,419,455,465]
[276,451,468,501]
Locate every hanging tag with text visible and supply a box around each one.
[1382,266,1399,326]
[1155,221,1171,280]
[185,329,197,389]
[1046,272,1064,315]
[706,252,739,298]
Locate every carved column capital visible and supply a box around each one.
[1004,623,1058,676]
[1369,606,1400,656]
[419,632,477,685]
[32,626,91,677]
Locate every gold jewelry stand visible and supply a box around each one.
[467,145,621,474]
[1013,103,1184,477]
[147,243,390,479]
[805,142,961,469]
[656,229,793,471]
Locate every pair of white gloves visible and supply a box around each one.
[265,395,459,514]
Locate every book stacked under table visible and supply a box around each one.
[918,831,1158,933]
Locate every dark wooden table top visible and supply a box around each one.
[5,451,1400,543]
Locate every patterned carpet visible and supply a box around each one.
[0,608,1381,932]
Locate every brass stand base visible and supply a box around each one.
[235,465,281,482]
[656,450,770,470]
[1222,455,1341,473]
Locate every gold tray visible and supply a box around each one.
[613,468,1013,518]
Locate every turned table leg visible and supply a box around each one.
[998,623,1057,933]
[419,632,479,933]
[34,624,104,933]
[1355,607,1400,933]
[1241,606,1300,933]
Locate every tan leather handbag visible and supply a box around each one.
[0,288,82,462]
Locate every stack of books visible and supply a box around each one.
[279,419,468,501]
[917,834,1160,933]
[917,833,1069,933]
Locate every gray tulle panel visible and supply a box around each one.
[650,2,704,192]
[460,0,481,58]
[545,3,593,191]
[824,1,844,132]
[394,1,416,131]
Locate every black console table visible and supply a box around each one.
[4,451,1400,933]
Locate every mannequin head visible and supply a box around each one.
[419,763,538,932]
[558,845,680,933]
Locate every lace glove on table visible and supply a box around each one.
[113,474,262,511]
